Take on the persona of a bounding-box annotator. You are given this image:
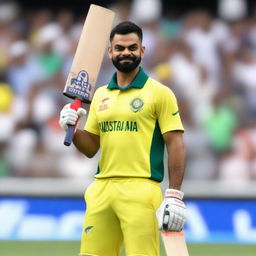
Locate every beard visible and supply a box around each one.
[112,55,141,73]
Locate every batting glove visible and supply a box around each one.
[156,189,186,232]
[59,104,87,131]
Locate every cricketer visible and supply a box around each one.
[59,21,186,256]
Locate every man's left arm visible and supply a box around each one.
[163,130,185,190]
[156,130,186,232]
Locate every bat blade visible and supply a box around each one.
[62,4,115,146]
[63,4,115,104]
[161,232,189,256]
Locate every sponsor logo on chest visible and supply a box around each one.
[98,97,110,111]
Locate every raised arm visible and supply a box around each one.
[73,129,100,158]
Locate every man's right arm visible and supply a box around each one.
[73,129,100,158]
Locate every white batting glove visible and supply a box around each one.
[156,189,186,232]
[59,104,87,131]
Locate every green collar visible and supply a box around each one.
[107,67,148,90]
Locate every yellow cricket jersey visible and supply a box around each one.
[84,67,184,182]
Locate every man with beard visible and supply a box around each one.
[59,21,186,256]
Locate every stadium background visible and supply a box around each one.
[1,0,256,255]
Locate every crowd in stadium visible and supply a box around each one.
[1,0,256,184]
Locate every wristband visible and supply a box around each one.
[164,189,184,200]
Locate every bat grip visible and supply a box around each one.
[64,99,82,146]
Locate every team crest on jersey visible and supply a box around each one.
[130,98,144,112]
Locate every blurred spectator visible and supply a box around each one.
[110,0,132,24]
[51,10,75,58]
[201,93,238,154]
[0,81,14,176]
[28,9,53,48]
[218,147,251,184]
[167,38,216,123]
[57,150,99,179]
[218,125,253,184]
[0,141,9,176]
[182,9,229,86]
[33,23,63,78]
[130,0,162,70]
[7,127,38,176]
[220,19,250,79]
[180,97,217,180]
[0,1,20,69]
[6,40,44,96]
[218,0,247,22]
[232,45,256,120]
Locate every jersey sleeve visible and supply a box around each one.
[155,85,184,134]
[84,90,100,135]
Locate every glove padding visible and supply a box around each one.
[59,104,87,131]
[156,189,186,232]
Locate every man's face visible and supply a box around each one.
[108,33,145,73]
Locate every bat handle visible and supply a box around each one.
[64,99,82,146]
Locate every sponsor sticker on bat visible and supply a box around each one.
[65,70,92,100]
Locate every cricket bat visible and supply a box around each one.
[161,231,189,256]
[62,4,115,146]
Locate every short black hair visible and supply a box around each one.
[110,21,143,42]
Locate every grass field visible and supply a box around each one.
[1,241,256,256]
